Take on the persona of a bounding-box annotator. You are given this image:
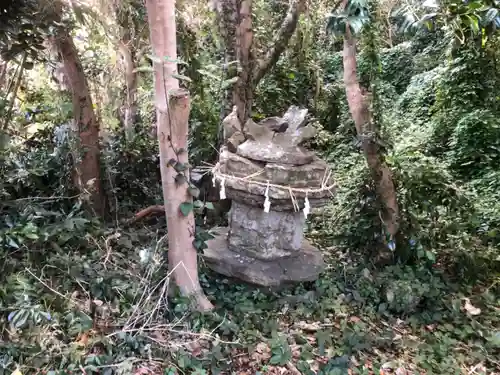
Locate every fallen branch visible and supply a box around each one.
[127,205,165,224]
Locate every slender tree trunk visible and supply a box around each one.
[233,0,254,125]
[342,26,400,240]
[145,0,213,311]
[116,5,139,139]
[2,53,26,131]
[53,26,106,217]
[0,61,7,91]
[119,41,138,138]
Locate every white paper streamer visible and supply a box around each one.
[303,195,310,218]
[263,181,271,213]
[219,177,226,199]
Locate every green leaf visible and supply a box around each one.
[221,76,239,89]
[188,186,200,198]
[173,162,187,172]
[465,14,480,33]
[167,158,177,167]
[269,354,283,365]
[175,173,187,185]
[171,73,192,82]
[425,250,436,263]
[193,239,203,250]
[316,330,331,355]
[6,236,19,249]
[205,202,215,210]
[179,202,193,216]
[133,66,154,73]
[197,69,219,80]
[24,232,39,240]
[194,200,204,209]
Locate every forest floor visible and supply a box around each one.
[1,223,499,375]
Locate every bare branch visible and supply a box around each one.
[252,0,306,86]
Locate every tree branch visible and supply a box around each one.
[252,0,306,86]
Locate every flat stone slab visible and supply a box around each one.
[204,228,325,287]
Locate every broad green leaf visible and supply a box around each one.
[171,73,192,82]
[197,69,219,80]
[179,202,193,216]
[133,66,154,73]
[174,173,187,185]
[221,76,239,89]
[188,186,200,198]
[269,354,283,365]
[173,162,187,172]
[24,232,39,240]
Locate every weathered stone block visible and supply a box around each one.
[224,187,331,211]
[228,201,305,260]
[219,149,333,188]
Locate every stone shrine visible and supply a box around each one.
[204,106,335,287]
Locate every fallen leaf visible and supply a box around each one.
[186,341,202,357]
[349,316,361,323]
[295,321,321,331]
[463,298,481,316]
[76,332,89,346]
[251,342,271,363]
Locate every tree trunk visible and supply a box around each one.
[53,26,106,217]
[342,26,400,240]
[145,0,213,311]
[116,5,139,140]
[216,0,306,126]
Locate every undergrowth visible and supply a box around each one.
[1,222,499,375]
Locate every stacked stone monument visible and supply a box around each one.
[204,106,335,287]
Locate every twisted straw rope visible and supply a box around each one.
[211,162,336,194]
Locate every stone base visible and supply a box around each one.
[203,228,325,287]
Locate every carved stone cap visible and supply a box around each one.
[232,105,317,165]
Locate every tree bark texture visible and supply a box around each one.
[145,0,213,311]
[53,27,106,217]
[342,26,400,239]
